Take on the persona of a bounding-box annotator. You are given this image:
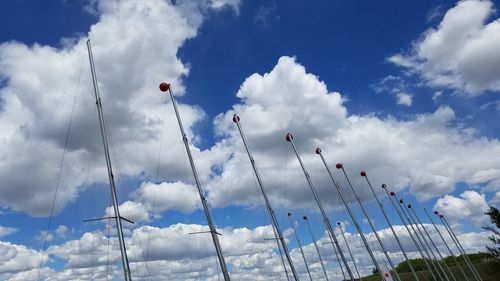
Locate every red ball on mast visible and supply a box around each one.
[360,171,367,177]
[336,163,343,169]
[159,82,170,92]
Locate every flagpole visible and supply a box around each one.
[288,213,313,281]
[87,39,132,281]
[337,164,401,281]
[383,186,437,281]
[315,148,384,280]
[232,114,297,281]
[304,216,330,281]
[285,134,355,281]
[408,206,456,281]
[405,204,450,281]
[437,213,483,281]
[424,209,470,281]
[337,222,362,280]
[159,83,230,281]
[361,172,419,281]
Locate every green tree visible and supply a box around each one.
[483,206,500,265]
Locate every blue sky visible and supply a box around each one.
[0,0,499,280]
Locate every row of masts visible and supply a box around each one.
[86,39,483,281]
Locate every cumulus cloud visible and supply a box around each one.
[0,0,238,216]
[207,55,500,213]
[434,190,490,226]
[0,226,17,237]
[396,92,413,106]
[388,0,500,94]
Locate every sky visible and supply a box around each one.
[0,0,499,280]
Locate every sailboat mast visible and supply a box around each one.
[86,39,132,281]
[361,171,420,281]
[159,83,230,281]
[232,114,299,281]
[285,133,355,281]
[315,148,384,281]
[288,213,313,281]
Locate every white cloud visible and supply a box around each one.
[0,241,48,274]
[396,92,413,106]
[0,226,17,237]
[388,0,500,94]
[0,0,238,216]
[434,190,490,226]
[208,55,500,211]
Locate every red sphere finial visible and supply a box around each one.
[315,147,322,154]
[159,82,170,92]
[382,184,387,189]
[287,212,292,217]
[407,204,412,208]
[285,133,293,142]
[389,191,395,196]
[434,211,439,215]
[360,171,367,177]
[399,199,404,204]
[232,114,240,123]
[336,163,343,169]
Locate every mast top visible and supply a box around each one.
[360,170,367,177]
[336,163,343,169]
[315,147,322,154]
[382,183,387,189]
[390,191,395,196]
[159,82,170,92]
[285,133,293,142]
[232,114,240,123]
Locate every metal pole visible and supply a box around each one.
[159,82,230,281]
[424,209,469,281]
[324,233,347,281]
[396,196,442,280]
[316,148,384,280]
[285,134,355,281]
[405,205,449,281]
[288,213,313,281]
[233,114,298,281]
[362,172,419,281]
[408,206,456,281]
[304,216,330,281]
[337,164,401,281]
[87,39,132,281]
[438,214,482,281]
[337,222,362,280]
[383,186,437,281]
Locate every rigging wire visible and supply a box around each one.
[36,46,86,281]
[143,95,168,278]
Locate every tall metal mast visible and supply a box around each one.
[407,205,456,281]
[86,39,132,281]
[394,195,441,280]
[337,222,362,280]
[405,204,449,281]
[337,164,401,281]
[288,213,313,281]
[159,82,230,281]
[383,186,436,281]
[437,213,483,281]
[303,216,330,281]
[285,133,355,281]
[232,114,298,281]
[424,209,470,281]
[315,148,384,280]
[361,171,419,281]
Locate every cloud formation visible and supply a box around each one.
[388,0,500,94]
